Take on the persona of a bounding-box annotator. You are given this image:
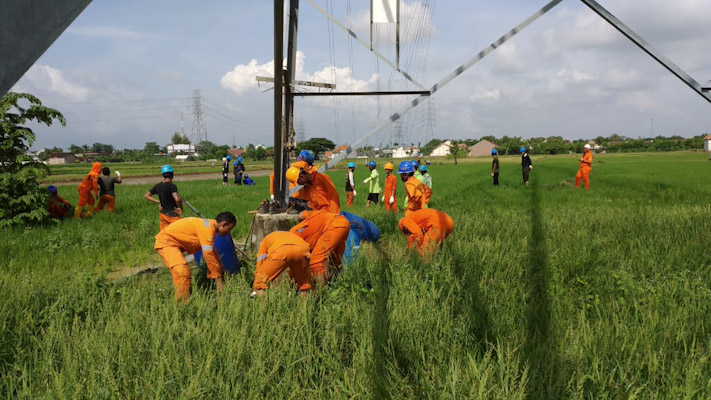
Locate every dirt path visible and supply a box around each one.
[51,168,274,187]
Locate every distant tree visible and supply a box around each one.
[420,139,443,157]
[297,137,336,159]
[0,92,65,227]
[91,142,114,153]
[69,144,89,154]
[143,142,161,155]
[449,140,464,165]
[244,143,267,161]
[171,132,190,144]
[39,146,64,160]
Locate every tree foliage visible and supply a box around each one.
[171,132,190,144]
[0,92,65,227]
[297,137,336,159]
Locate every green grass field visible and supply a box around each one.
[2,152,711,398]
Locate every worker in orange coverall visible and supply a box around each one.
[398,161,432,216]
[575,143,594,190]
[398,208,454,257]
[46,185,72,219]
[382,162,398,213]
[153,212,236,303]
[290,210,350,288]
[74,161,102,219]
[286,165,341,214]
[251,231,312,297]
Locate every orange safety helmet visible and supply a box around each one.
[384,162,394,170]
[285,166,301,184]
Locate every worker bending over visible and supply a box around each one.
[154,212,236,303]
[398,208,454,257]
[399,161,432,215]
[95,167,122,213]
[383,162,398,213]
[286,162,341,214]
[74,162,102,219]
[290,210,350,288]
[252,231,312,297]
[575,144,594,190]
[47,185,72,219]
[144,165,183,231]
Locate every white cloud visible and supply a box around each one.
[617,91,658,112]
[17,65,90,102]
[493,42,525,74]
[220,58,277,94]
[601,68,642,90]
[546,69,594,93]
[469,87,500,104]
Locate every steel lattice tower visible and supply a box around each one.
[191,89,207,144]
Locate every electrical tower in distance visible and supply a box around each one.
[191,89,207,144]
[425,97,436,144]
[296,118,306,144]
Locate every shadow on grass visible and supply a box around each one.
[369,245,393,400]
[523,180,566,398]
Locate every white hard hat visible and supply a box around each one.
[584,144,591,149]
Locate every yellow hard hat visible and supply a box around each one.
[384,162,394,170]
[285,166,301,184]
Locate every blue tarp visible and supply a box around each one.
[194,233,240,274]
[341,211,380,265]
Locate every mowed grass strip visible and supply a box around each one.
[1,152,710,398]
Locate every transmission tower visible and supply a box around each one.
[191,89,207,144]
[425,97,436,143]
[296,118,306,144]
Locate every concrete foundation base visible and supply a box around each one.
[252,213,300,250]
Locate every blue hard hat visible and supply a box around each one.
[47,185,58,194]
[398,160,415,174]
[420,165,428,172]
[347,162,356,168]
[520,147,526,153]
[368,161,376,168]
[161,165,174,174]
[226,155,231,160]
[244,174,248,178]
[237,157,242,162]
[298,150,315,165]
[233,161,237,166]
[491,149,498,155]
[411,160,419,169]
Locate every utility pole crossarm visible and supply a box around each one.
[256,76,336,89]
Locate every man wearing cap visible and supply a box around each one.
[491,149,500,186]
[233,157,245,185]
[383,162,398,213]
[575,144,594,190]
[362,161,380,208]
[398,208,454,257]
[398,161,432,216]
[154,212,236,303]
[144,165,183,231]
[285,162,341,214]
[419,165,432,189]
[521,147,533,186]
[46,185,72,219]
[345,162,357,207]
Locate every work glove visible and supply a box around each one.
[389,196,394,204]
[362,179,367,184]
[270,194,275,201]
[115,170,121,177]
[491,173,494,177]
[353,190,357,196]
[381,195,385,202]
[529,166,533,170]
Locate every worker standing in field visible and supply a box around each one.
[285,163,341,214]
[383,162,398,213]
[575,144,594,190]
[144,165,183,231]
[403,160,425,209]
[399,161,432,215]
[251,231,312,297]
[419,165,432,189]
[95,167,122,213]
[74,161,102,219]
[290,210,350,288]
[521,147,533,186]
[154,212,236,303]
[345,162,357,207]
[491,149,500,186]
[46,185,72,219]
[363,161,381,208]
[398,208,454,257]
[222,156,231,186]
[233,157,245,185]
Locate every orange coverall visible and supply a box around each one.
[47,194,71,219]
[404,176,432,215]
[154,217,224,302]
[76,162,102,209]
[384,174,398,212]
[303,171,341,213]
[575,149,593,189]
[253,231,312,291]
[398,209,454,256]
[290,210,350,277]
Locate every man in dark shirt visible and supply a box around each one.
[144,165,183,231]
[233,157,245,185]
[95,167,122,213]
[520,147,533,186]
[491,149,500,186]
[222,156,231,186]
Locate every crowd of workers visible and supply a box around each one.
[45,146,593,302]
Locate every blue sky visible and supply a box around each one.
[12,0,711,150]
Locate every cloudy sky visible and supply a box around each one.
[11,0,711,151]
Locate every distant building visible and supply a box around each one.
[704,135,711,151]
[228,148,245,158]
[430,140,452,157]
[47,153,77,165]
[166,143,196,154]
[392,146,419,158]
[468,140,497,157]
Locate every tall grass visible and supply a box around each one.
[2,152,710,398]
